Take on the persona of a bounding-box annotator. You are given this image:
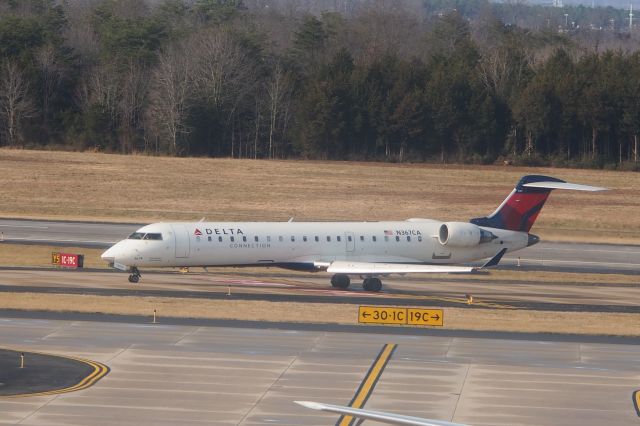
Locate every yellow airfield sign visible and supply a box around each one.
[359,306,407,325]
[407,308,444,326]
[359,306,443,327]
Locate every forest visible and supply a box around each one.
[1,0,639,169]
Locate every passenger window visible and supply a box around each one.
[291,236,295,242]
[360,236,364,241]
[279,236,283,242]
[267,236,271,242]
[242,236,247,242]
[326,236,331,242]
[254,236,259,242]
[372,236,377,242]
[407,236,411,242]
[337,236,341,242]
[315,236,319,242]
[218,236,223,242]
[395,236,400,242]
[230,236,235,242]
[347,236,352,242]
[303,236,308,242]
[418,235,422,242]
[207,236,212,242]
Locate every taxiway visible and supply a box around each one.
[1,317,639,425]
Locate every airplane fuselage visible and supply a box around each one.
[102,220,528,271]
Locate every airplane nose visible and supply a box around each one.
[101,245,117,263]
[527,234,540,247]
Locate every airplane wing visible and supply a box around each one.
[323,249,507,275]
[326,261,474,274]
[295,401,469,426]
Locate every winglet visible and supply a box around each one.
[481,248,507,269]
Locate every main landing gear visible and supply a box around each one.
[330,274,383,292]
[128,267,141,283]
[362,277,382,292]
[330,274,350,289]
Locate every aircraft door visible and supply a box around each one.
[345,232,355,252]
[172,225,190,258]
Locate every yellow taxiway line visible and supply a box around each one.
[336,343,397,426]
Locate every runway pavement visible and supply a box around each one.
[0,269,638,314]
[0,218,639,274]
[0,317,638,426]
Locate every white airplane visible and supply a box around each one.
[295,400,468,426]
[101,175,605,291]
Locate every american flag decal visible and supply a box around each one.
[384,230,393,236]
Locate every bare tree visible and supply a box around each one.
[351,1,420,64]
[192,28,256,109]
[478,46,531,102]
[0,60,35,147]
[36,44,63,134]
[76,63,120,126]
[265,59,293,158]
[147,44,194,155]
[118,60,149,153]
[191,27,259,156]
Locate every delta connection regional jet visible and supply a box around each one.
[101,175,605,291]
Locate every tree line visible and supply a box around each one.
[0,0,639,169]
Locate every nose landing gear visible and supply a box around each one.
[128,267,141,283]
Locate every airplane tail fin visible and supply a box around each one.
[470,175,606,233]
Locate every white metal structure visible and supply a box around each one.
[295,400,468,426]
[101,175,605,291]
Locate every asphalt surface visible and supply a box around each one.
[1,218,639,274]
[0,349,95,397]
[1,316,639,425]
[1,268,638,316]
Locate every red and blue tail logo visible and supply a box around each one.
[470,175,565,232]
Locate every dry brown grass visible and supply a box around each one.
[0,244,106,268]
[0,149,638,242]
[1,292,637,336]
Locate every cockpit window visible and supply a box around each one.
[143,233,163,240]
[128,232,163,240]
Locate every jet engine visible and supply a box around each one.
[438,222,496,247]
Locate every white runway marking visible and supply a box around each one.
[0,224,49,229]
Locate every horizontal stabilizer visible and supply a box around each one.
[326,261,474,275]
[522,181,607,191]
[295,401,468,426]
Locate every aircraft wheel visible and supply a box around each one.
[363,277,382,292]
[330,274,350,289]
[128,274,139,283]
